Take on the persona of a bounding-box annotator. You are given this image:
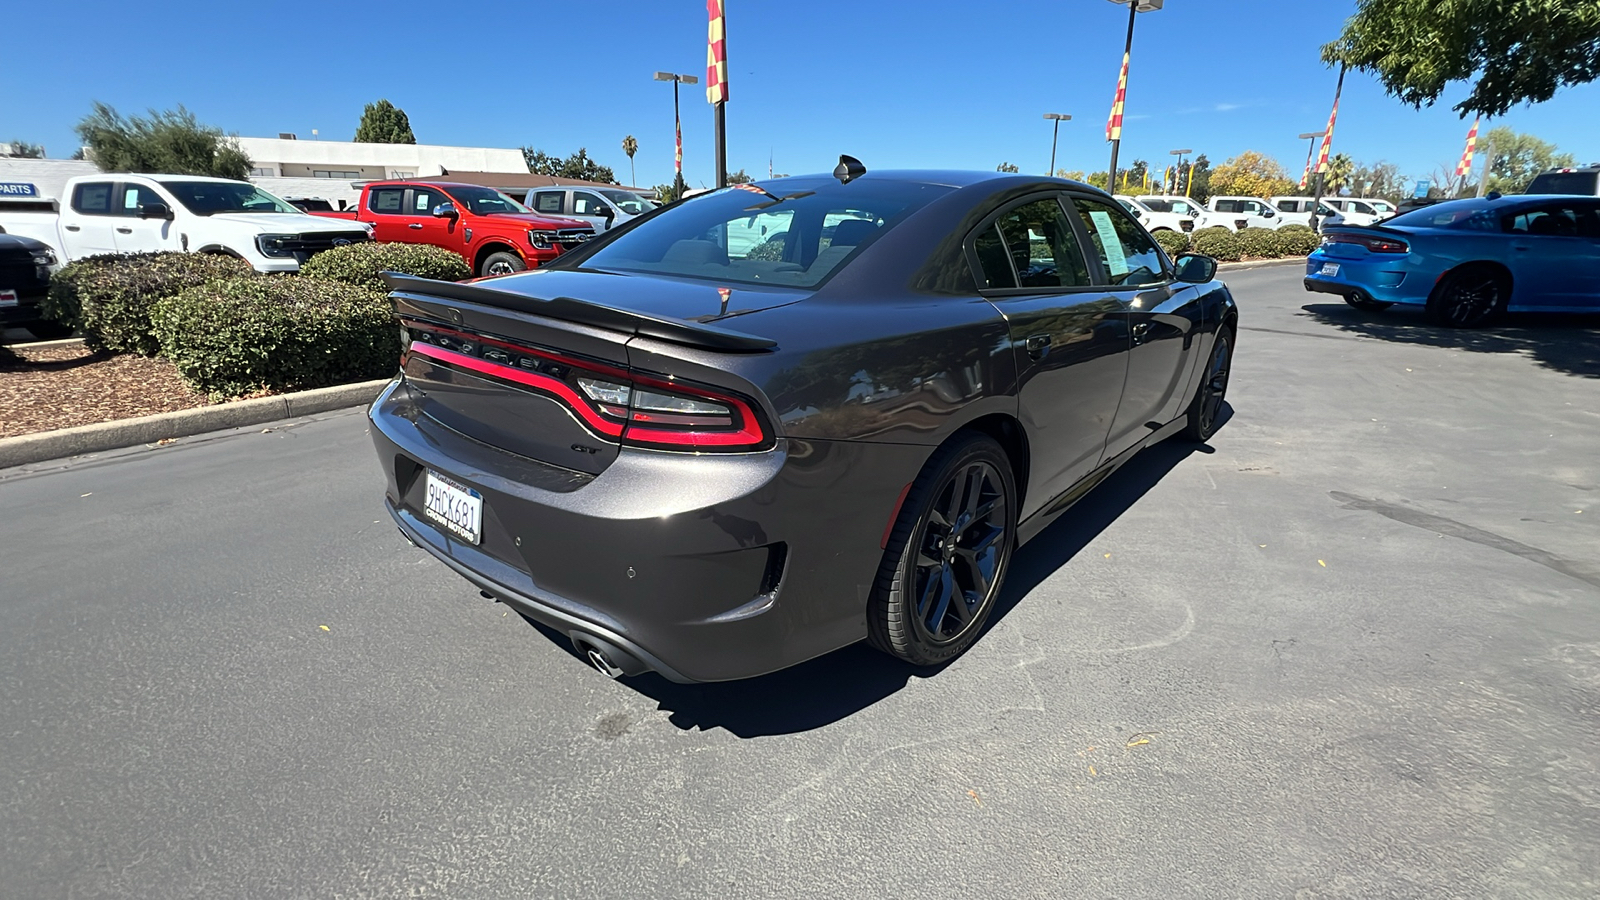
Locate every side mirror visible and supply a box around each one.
[597,205,616,229]
[1173,253,1217,284]
[1262,207,1275,218]
[138,202,174,221]
[432,202,458,219]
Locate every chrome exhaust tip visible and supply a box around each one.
[585,646,626,678]
[572,635,646,679]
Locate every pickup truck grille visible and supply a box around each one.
[284,232,371,255]
[555,228,595,252]
[1179,220,1195,232]
[0,257,50,293]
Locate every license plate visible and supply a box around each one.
[423,470,483,545]
[1320,262,1340,276]
[0,289,16,308]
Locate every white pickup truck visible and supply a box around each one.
[1113,195,1195,234]
[2,174,373,272]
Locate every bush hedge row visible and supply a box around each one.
[1160,225,1320,263]
[297,242,469,293]
[44,253,252,355]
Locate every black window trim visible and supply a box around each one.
[1062,191,1175,287]
[965,191,1107,297]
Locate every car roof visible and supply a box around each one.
[757,169,1107,192]
[129,174,251,184]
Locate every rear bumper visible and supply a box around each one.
[0,286,49,325]
[1303,255,1424,306]
[368,378,928,681]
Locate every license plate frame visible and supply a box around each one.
[422,470,483,545]
[0,289,17,308]
[1320,262,1340,276]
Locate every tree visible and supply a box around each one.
[354,100,415,144]
[1186,154,1213,201]
[653,182,680,204]
[1350,160,1404,199]
[523,147,617,184]
[1208,151,1296,199]
[74,102,251,179]
[1323,0,1600,118]
[1478,126,1576,194]
[1323,153,1355,194]
[727,168,754,184]
[621,135,638,186]
[70,147,87,160]
[3,140,44,158]
[996,162,1020,173]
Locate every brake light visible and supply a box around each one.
[402,321,772,452]
[1322,233,1410,254]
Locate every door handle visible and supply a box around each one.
[1025,333,1051,360]
[1511,244,1530,251]
[1132,321,1152,343]
[64,225,81,232]
[116,227,132,234]
[408,223,424,230]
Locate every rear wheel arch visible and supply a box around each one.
[1431,260,1513,301]
[952,414,1029,511]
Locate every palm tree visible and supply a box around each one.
[622,135,638,187]
[1325,153,1355,195]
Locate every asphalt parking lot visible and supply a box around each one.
[2,263,1597,898]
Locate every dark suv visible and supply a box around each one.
[1526,164,1600,197]
[0,233,70,339]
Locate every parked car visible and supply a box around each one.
[369,166,1237,682]
[285,197,352,213]
[314,180,595,277]
[1526,164,1600,196]
[0,233,70,339]
[1114,194,1195,233]
[1206,196,1284,231]
[1270,196,1341,229]
[1318,197,1387,228]
[1136,194,1218,229]
[40,175,372,272]
[1303,194,1600,326]
[523,186,655,233]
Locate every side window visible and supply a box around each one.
[1276,200,1297,212]
[368,187,405,214]
[976,197,1092,290]
[71,182,115,215]
[533,191,565,214]
[411,187,446,214]
[1573,202,1600,237]
[1213,198,1240,213]
[572,191,606,216]
[1506,205,1582,237]
[119,184,164,216]
[1242,200,1264,215]
[1070,196,1168,288]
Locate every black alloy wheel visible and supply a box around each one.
[1182,326,1233,442]
[480,251,527,278]
[868,434,1016,667]
[1428,266,1508,328]
[1343,294,1393,312]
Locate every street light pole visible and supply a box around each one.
[1168,147,1191,194]
[1297,131,1324,191]
[1105,0,1161,192]
[1043,113,1071,175]
[654,71,699,198]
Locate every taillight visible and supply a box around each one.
[1323,233,1409,254]
[402,321,772,452]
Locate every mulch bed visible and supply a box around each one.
[0,343,212,439]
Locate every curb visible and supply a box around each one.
[1,336,85,350]
[1218,257,1307,272]
[0,378,391,470]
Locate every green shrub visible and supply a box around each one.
[1271,228,1322,257]
[151,275,398,397]
[1154,229,1191,259]
[297,242,469,293]
[44,253,252,355]
[1236,227,1279,259]
[1190,227,1243,262]
[1276,223,1313,233]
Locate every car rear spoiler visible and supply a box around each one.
[380,272,777,352]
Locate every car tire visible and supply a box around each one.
[24,321,75,340]
[480,251,527,278]
[867,433,1017,668]
[1427,265,1508,328]
[1181,324,1234,443]
[1343,294,1393,312]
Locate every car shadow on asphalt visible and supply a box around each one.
[1299,302,1600,379]
[532,419,1222,738]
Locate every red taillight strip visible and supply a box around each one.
[406,342,624,437]
[403,319,632,381]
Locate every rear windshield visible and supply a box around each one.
[1383,199,1500,231]
[1140,198,1174,212]
[1526,171,1599,195]
[565,178,949,288]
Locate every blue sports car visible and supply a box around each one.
[1303,194,1600,327]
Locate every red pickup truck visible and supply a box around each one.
[312,180,597,277]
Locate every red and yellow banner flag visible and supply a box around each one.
[706,0,728,105]
[675,119,683,175]
[1455,116,1481,176]
[1315,97,1340,173]
[1105,51,1129,142]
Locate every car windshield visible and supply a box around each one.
[601,190,653,215]
[565,177,949,288]
[164,182,298,215]
[1383,199,1501,231]
[445,186,530,215]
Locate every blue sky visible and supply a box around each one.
[6,0,1598,191]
